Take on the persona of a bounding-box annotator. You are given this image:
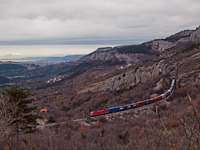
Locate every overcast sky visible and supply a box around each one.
[0,0,200,56]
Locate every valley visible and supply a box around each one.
[1,26,200,150]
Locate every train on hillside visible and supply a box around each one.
[90,79,175,117]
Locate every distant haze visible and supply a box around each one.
[0,0,200,56]
[0,45,116,59]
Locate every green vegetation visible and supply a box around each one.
[165,36,187,43]
[62,106,70,112]
[95,99,108,109]
[118,131,129,145]
[165,30,192,42]
[0,64,29,77]
[0,64,27,71]
[47,116,56,123]
[58,60,124,84]
[155,43,200,63]
[73,100,84,109]
[181,43,200,53]
[116,45,152,54]
[115,84,137,95]
[0,87,39,147]
[101,60,126,66]
[60,62,95,76]
[1,87,38,133]
[0,76,11,84]
[0,70,27,77]
[85,96,91,102]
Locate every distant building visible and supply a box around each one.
[126,63,132,67]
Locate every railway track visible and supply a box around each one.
[90,88,175,121]
[37,84,175,129]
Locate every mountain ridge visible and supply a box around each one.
[0,25,200,121]
[77,26,200,64]
[0,54,86,62]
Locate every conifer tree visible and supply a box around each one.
[1,87,38,133]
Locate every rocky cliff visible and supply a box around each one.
[81,48,153,64]
[151,40,174,52]
[150,26,200,52]
[80,26,200,64]
[78,46,200,93]
[189,26,200,43]
[72,26,200,94]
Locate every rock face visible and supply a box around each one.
[190,26,200,43]
[166,30,194,42]
[150,26,200,52]
[78,49,200,93]
[80,26,200,65]
[78,59,170,93]
[76,25,200,93]
[152,40,174,52]
[95,47,113,53]
[81,49,149,63]
[94,61,169,91]
[84,50,117,61]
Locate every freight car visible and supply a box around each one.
[90,79,175,117]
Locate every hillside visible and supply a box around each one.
[1,26,199,115]
[3,26,199,91]
[0,63,27,71]
[1,26,200,150]
[0,75,11,84]
[29,25,200,119]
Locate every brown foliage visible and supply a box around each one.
[176,87,186,97]
[165,118,179,129]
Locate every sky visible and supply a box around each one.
[0,0,200,57]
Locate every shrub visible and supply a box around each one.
[176,87,186,97]
[47,116,56,123]
[116,45,152,54]
[118,131,129,145]
[94,99,108,109]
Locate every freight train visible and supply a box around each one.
[90,79,175,117]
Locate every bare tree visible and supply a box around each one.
[0,87,38,149]
[173,93,200,150]
[0,95,21,148]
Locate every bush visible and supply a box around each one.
[176,87,186,97]
[118,131,129,145]
[116,45,152,54]
[94,99,108,109]
[181,43,200,53]
[62,106,70,112]
[47,116,56,123]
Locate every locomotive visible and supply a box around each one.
[90,79,175,117]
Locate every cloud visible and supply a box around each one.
[0,0,200,44]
